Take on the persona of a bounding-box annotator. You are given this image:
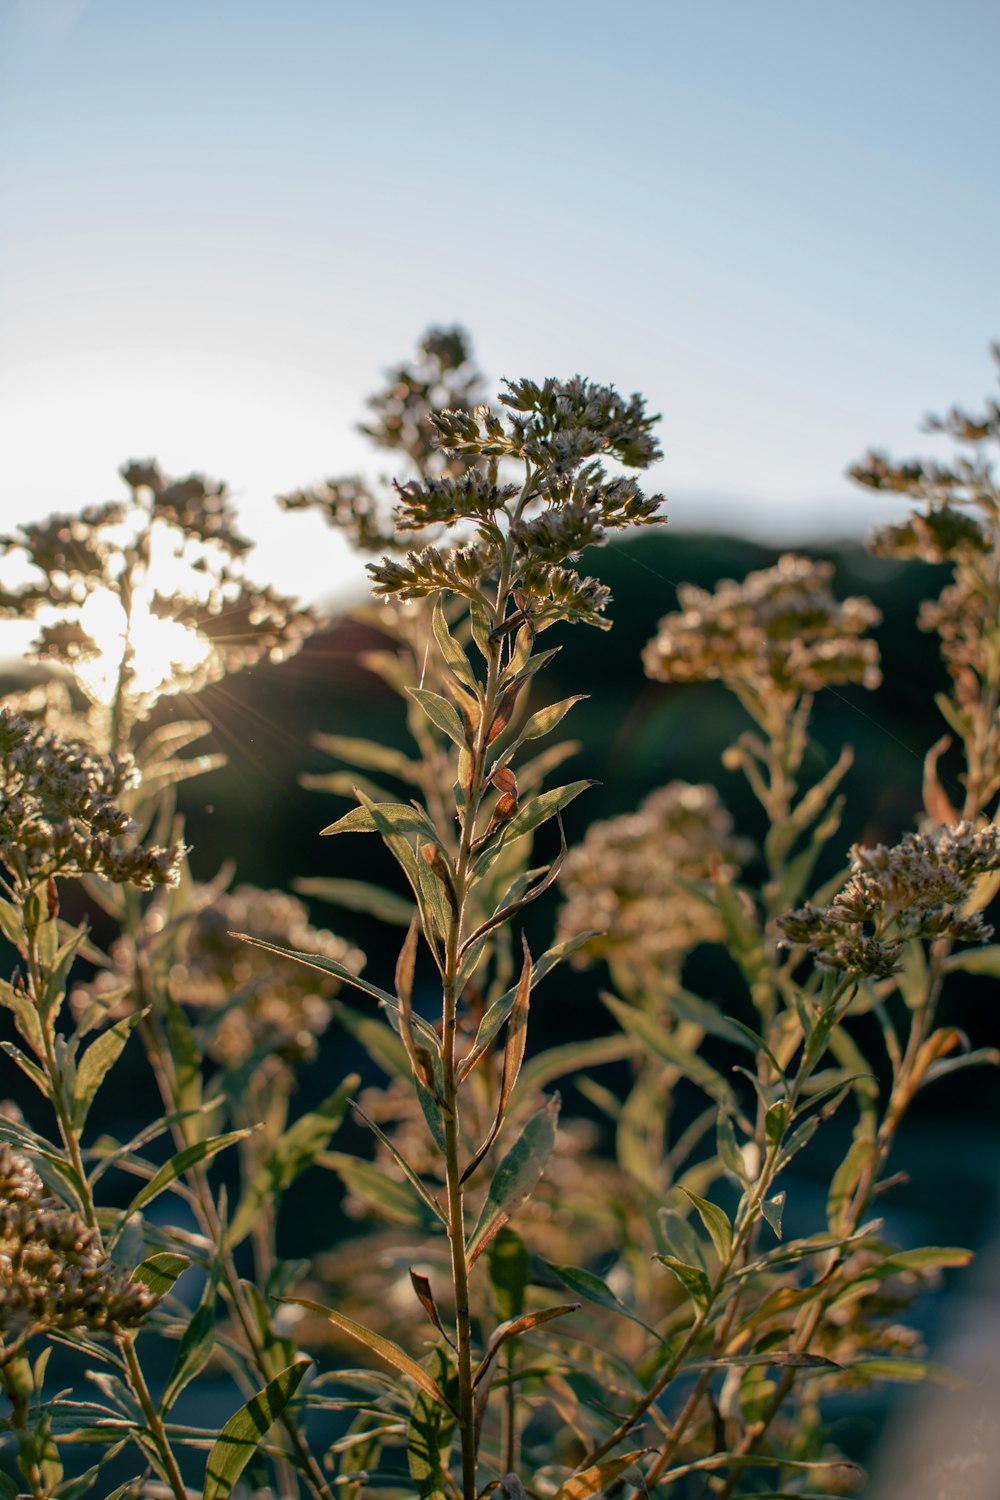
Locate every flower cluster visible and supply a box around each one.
[368,375,666,629]
[778,823,1000,977]
[0,710,181,890]
[170,885,364,1068]
[0,1147,156,1352]
[0,460,319,725]
[643,554,882,704]
[869,503,989,565]
[557,782,753,988]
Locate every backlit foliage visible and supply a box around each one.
[0,335,997,1500]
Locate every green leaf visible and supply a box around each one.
[502,695,586,758]
[333,1003,410,1078]
[319,803,379,835]
[467,1095,560,1265]
[458,932,599,1081]
[551,1452,654,1500]
[352,1099,447,1225]
[407,1344,459,1500]
[294,876,413,927]
[678,1188,733,1262]
[407,686,468,748]
[602,995,735,1106]
[488,1228,530,1322]
[701,1350,840,1370]
[1,1040,51,1099]
[132,1252,191,1298]
[324,1151,439,1227]
[946,944,1000,977]
[0,976,44,1053]
[203,1359,311,1500]
[500,780,595,845]
[517,1034,640,1096]
[313,732,419,781]
[228,1076,357,1246]
[162,1296,216,1412]
[827,1133,871,1235]
[654,1254,712,1312]
[118,1129,250,1228]
[760,1191,786,1239]
[432,598,480,694]
[880,1245,972,1272]
[716,1112,749,1184]
[233,932,397,1007]
[165,997,203,1141]
[281,1298,453,1408]
[847,1356,966,1388]
[473,1303,578,1389]
[540,1258,665,1343]
[71,1012,144,1132]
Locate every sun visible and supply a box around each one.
[73,584,212,707]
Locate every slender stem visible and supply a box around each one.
[438,483,529,1498]
[121,1334,189,1500]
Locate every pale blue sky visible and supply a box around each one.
[1,0,998,610]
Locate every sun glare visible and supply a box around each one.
[73,584,212,707]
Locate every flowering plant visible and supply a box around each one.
[0,333,996,1500]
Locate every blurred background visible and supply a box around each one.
[3,0,1000,1491]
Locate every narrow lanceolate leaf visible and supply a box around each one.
[654,1254,712,1312]
[700,1351,840,1370]
[162,1296,216,1411]
[540,1259,666,1343]
[324,1151,438,1227]
[228,1076,357,1247]
[500,781,596,845]
[503,695,586,757]
[551,1452,654,1500]
[407,686,468,748]
[407,1343,458,1500]
[280,1298,453,1408]
[761,1192,786,1239]
[231,932,397,1008]
[312,732,419,781]
[678,1189,733,1263]
[132,1253,191,1298]
[458,932,599,1082]
[353,1100,446,1224]
[71,1012,145,1132]
[461,937,532,1184]
[432,599,480,692]
[294,876,414,927]
[467,1094,560,1265]
[409,1271,451,1343]
[321,798,439,842]
[473,1304,579,1389]
[119,1129,250,1227]
[203,1359,311,1500]
[602,994,735,1106]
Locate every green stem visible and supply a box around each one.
[438,486,528,1498]
[121,1334,189,1500]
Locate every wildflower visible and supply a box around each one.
[0,461,319,729]
[642,554,881,703]
[368,376,665,629]
[0,709,182,890]
[557,781,753,988]
[0,1146,157,1354]
[778,822,1000,977]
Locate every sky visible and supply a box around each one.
[1,0,998,622]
